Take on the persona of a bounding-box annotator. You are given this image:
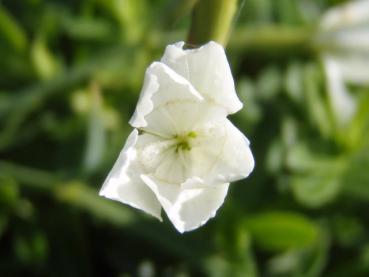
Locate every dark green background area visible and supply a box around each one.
[1,0,369,276]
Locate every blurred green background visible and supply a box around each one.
[1,0,369,276]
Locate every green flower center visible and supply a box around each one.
[174,131,197,152]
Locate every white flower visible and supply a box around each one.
[317,0,369,127]
[99,41,254,232]
[322,55,358,127]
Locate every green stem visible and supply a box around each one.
[154,24,315,52]
[0,160,59,190]
[161,0,199,28]
[187,0,238,47]
[229,25,315,52]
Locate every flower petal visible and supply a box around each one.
[190,119,254,183]
[135,133,187,184]
[100,130,162,219]
[129,62,203,130]
[323,55,357,127]
[161,41,243,114]
[211,120,254,182]
[136,102,229,184]
[143,99,227,141]
[331,54,369,85]
[320,0,369,32]
[141,175,229,233]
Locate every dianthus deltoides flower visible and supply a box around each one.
[100,41,254,232]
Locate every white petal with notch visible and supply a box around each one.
[100,130,162,219]
[141,174,229,233]
[161,41,243,114]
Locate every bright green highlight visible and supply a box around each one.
[174,131,197,152]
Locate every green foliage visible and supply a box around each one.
[244,212,319,251]
[1,0,369,276]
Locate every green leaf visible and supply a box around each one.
[256,65,282,100]
[237,78,262,127]
[0,160,58,190]
[276,0,304,25]
[266,140,284,174]
[31,36,61,80]
[54,182,136,226]
[360,244,369,271]
[0,6,27,52]
[205,250,258,277]
[14,231,48,265]
[303,63,332,137]
[286,144,346,208]
[97,0,148,44]
[61,16,113,40]
[207,226,258,277]
[290,175,341,208]
[342,145,369,202]
[0,175,19,207]
[244,212,319,251]
[290,174,339,210]
[343,92,369,150]
[267,229,329,277]
[284,61,304,104]
[331,216,364,248]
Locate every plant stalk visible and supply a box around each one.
[187,0,238,47]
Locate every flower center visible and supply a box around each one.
[174,131,197,152]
